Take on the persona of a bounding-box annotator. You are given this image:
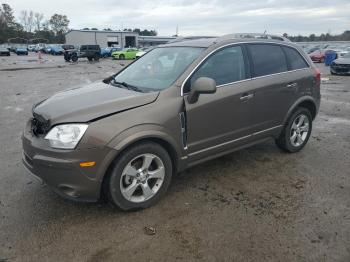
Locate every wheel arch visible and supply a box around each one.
[99,129,183,199]
[283,96,318,126]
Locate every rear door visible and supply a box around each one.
[184,45,255,161]
[246,43,294,132]
[281,46,313,101]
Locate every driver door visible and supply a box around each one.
[184,45,256,162]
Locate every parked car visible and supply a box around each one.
[64,45,101,62]
[101,47,122,57]
[34,45,45,53]
[0,47,10,56]
[43,45,53,54]
[62,44,75,51]
[9,46,16,52]
[337,46,350,58]
[15,47,28,55]
[22,36,320,210]
[27,45,36,52]
[135,47,153,59]
[305,46,320,54]
[50,46,64,55]
[309,49,336,63]
[112,48,139,60]
[330,52,350,75]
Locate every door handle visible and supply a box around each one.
[286,82,298,88]
[240,93,254,101]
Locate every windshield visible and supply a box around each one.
[113,47,204,92]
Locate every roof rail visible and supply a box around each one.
[168,36,216,43]
[217,33,291,42]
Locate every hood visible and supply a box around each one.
[33,81,159,125]
[333,58,350,65]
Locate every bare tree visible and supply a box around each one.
[19,10,35,32]
[34,12,44,31]
[0,7,5,27]
[27,10,34,32]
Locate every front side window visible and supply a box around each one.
[248,44,288,77]
[282,46,309,70]
[187,45,247,91]
[114,47,204,92]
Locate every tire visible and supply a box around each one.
[119,54,125,60]
[71,54,78,62]
[275,107,312,153]
[104,142,173,211]
[94,54,100,61]
[87,57,93,61]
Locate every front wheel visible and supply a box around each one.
[71,54,78,62]
[105,142,173,211]
[119,54,125,60]
[275,107,312,153]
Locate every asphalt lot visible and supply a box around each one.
[0,53,349,262]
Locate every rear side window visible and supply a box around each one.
[282,46,309,70]
[248,44,288,77]
[80,46,87,51]
[189,45,247,87]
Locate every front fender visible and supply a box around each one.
[106,124,184,167]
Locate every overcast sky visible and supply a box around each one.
[6,0,350,36]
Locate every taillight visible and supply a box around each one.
[314,68,321,88]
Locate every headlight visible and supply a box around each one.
[45,124,88,149]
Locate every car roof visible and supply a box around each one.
[162,37,296,49]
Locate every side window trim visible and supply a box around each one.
[183,44,249,93]
[247,43,289,78]
[180,42,311,96]
[281,46,309,71]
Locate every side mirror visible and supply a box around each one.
[187,77,217,104]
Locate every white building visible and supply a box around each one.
[65,29,177,48]
[65,30,138,48]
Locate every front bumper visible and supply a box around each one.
[330,64,350,75]
[22,122,116,202]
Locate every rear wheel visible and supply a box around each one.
[87,57,93,61]
[105,142,173,211]
[94,53,100,61]
[275,107,312,153]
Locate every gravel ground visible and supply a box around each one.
[0,53,349,262]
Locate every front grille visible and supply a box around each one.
[31,113,50,136]
[332,64,350,68]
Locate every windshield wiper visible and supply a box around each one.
[111,80,144,93]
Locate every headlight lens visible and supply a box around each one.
[45,124,88,149]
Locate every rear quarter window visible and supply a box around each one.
[282,46,309,70]
[248,44,288,77]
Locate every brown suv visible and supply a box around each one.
[22,35,321,210]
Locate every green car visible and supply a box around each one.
[112,48,139,60]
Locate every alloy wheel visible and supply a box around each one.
[290,114,310,147]
[120,153,165,203]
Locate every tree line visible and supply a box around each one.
[0,3,69,44]
[284,31,350,42]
